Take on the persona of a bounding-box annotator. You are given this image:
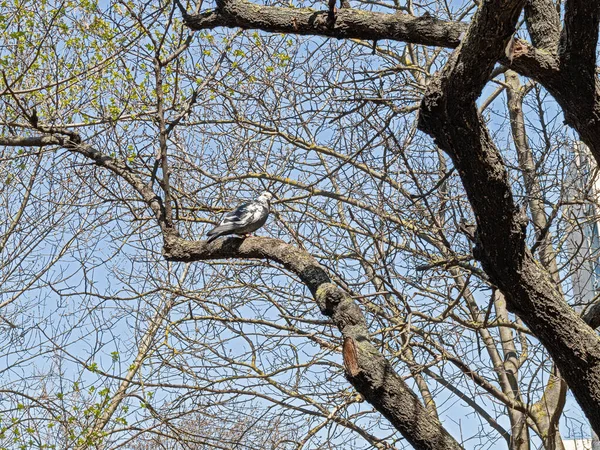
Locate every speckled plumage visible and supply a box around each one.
[206,192,272,243]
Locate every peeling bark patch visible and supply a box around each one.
[512,39,529,58]
[343,336,361,377]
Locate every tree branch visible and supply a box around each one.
[417,0,600,435]
[524,0,560,50]
[559,0,600,74]
[582,301,600,330]
[184,1,467,48]
[0,135,63,147]
[163,235,464,450]
[12,130,461,450]
[419,0,528,275]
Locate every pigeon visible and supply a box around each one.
[206,191,273,243]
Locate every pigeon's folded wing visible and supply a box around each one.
[220,202,255,227]
[206,197,269,243]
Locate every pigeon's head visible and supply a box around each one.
[258,191,273,203]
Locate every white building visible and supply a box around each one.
[564,439,593,450]
[565,142,600,450]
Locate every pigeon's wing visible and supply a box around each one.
[206,202,258,242]
[219,202,256,227]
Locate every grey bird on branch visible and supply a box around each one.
[206,191,273,243]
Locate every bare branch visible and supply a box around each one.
[184,1,467,48]
[163,235,464,450]
[0,135,63,147]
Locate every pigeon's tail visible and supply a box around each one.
[206,232,221,243]
[206,224,236,243]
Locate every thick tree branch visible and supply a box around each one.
[419,0,528,276]
[504,40,560,81]
[184,0,564,86]
[582,301,600,330]
[0,135,63,147]
[445,1,524,97]
[524,0,560,50]
[559,0,600,73]
[417,0,600,436]
[163,235,463,450]
[184,1,467,48]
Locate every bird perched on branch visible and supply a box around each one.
[206,191,272,243]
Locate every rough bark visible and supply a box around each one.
[559,0,600,71]
[183,0,466,48]
[583,302,600,330]
[417,0,600,436]
[163,235,464,450]
[505,70,566,450]
[524,0,560,50]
